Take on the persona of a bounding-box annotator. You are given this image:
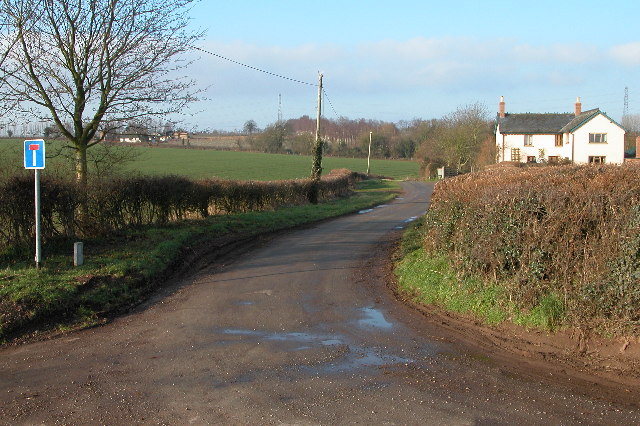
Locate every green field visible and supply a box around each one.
[0,139,419,180]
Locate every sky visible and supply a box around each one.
[182,0,640,131]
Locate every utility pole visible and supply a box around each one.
[367,131,372,175]
[311,73,323,181]
[309,73,323,204]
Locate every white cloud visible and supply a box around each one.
[610,42,640,66]
[511,43,600,64]
[182,36,629,128]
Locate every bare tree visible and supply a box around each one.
[432,103,492,172]
[622,114,640,133]
[0,0,203,185]
[243,119,258,135]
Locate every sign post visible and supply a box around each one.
[24,140,45,269]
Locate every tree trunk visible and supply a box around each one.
[74,143,90,233]
[75,144,88,187]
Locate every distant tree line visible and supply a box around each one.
[243,102,496,178]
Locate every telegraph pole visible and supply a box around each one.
[367,131,372,175]
[308,73,323,204]
[311,73,323,181]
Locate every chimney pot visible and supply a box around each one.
[499,96,505,118]
[575,96,582,116]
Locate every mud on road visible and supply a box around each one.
[1,181,639,425]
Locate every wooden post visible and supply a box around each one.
[309,73,323,204]
[367,131,372,175]
[311,73,323,181]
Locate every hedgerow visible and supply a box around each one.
[420,165,640,336]
[0,169,362,256]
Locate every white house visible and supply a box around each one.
[496,97,626,165]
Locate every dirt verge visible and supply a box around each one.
[381,233,640,408]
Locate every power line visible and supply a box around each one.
[322,88,339,118]
[191,45,344,123]
[192,45,315,87]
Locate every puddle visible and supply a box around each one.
[218,326,414,374]
[302,346,412,374]
[222,329,343,346]
[235,301,255,306]
[358,208,374,214]
[403,216,419,223]
[375,204,388,208]
[358,307,393,329]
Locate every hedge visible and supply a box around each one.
[421,165,640,335]
[0,169,362,254]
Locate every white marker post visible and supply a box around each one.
[24,140,46,269]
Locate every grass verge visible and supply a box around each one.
[0,180,400,344]
[395,219,566,332]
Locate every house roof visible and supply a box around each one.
[498,108,601,134]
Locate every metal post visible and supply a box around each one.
[367,131,372,175]
[34,168,42,269]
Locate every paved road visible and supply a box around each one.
[1,181,639,424]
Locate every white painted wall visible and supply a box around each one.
[496,114,625,164]
[496,129,571,163]
[572,113,625,164]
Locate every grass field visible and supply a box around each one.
[0,139,419,180]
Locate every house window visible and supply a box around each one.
[511,148,521,162]
[589,133,607,143]
[588,156,606,164]
[526,156,536,163]
[548,156,559,163]
[555,134,563,147]
[524,135,533,146]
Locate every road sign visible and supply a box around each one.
[24,139,45,169]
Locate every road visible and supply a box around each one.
[1,181,639,425]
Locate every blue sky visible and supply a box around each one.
[184,0,640,131]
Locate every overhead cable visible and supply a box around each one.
[322,88,339,118]
[192,45,316,87]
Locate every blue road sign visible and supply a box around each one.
[24,139,46,169]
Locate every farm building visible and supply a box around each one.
[496,96,625,165]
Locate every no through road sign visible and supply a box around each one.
[24,139,46,169]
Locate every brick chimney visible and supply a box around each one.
[636,136,640,159]
[499,96,505,118]
[575,96,582,116]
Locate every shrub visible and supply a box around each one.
[421,165,640,335]
[0,169,361,257]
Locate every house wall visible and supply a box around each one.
[496,126,571,163]
[497,114,625,165]
[571,114,625,165]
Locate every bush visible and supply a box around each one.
[421,165,640,336]
[0,170,361,257]
[0,174,79,249]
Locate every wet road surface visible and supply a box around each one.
[1,181,639,424]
